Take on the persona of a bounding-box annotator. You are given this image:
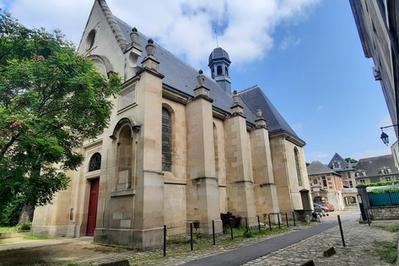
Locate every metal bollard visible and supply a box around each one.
[292,212,296,226]
[268,214,272,231]
[230,218,234,240]
[277,213,281,229]
[285,212,289,227]
[337,215,346,247]
[163,225,167,257]
[245,217,249,231]
[257,215,261,232]
[190,222,193,251]
[212,220,216,245]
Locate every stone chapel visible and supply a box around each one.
[32,0,313,249]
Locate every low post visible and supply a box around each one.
[257,215,261,232]
[245,217,249,232]
[277,213,281,229]
[268,214,272,231]
[212,220,216,245]
[337,215,346,247]
[292,212,296,226]
[285,213,289,227]
[190,222,194,251]
[366,209,371,226]
[230,218,234,240]
[163,225,167,257]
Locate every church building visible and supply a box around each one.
[32,0,312,250]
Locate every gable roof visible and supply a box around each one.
[307,161,338,176]
[354,154,399,177]
[238,86,304,145]
[328,153,349,169]
[92,0,304,145]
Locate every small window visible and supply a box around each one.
[225,66,229,76]
[217,65,222,76]
[322,176,327,187]
[313,179,318,185]
[349,181,353,188]
[88,152,101,172]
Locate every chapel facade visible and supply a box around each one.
[32,0,312,249]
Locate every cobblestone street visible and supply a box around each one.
[244,220,398,266]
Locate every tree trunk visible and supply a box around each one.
[18,204,34,223]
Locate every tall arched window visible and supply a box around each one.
[88,152,101,172]
[213,123,219,177]
[117,126,133,190]
[294,147,303,186]
[162,108,172,171]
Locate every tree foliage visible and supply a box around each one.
[344,157,358,163]
[0,11,121,212]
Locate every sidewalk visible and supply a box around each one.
[245,220,397,266]
[183,222,337,266]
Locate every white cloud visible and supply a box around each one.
[5,0,320,68]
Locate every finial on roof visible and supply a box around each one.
[130,27,139,44]
[196,69,206,87]
[145,39,156,57]
[255,108,267,129]
[256,108,263,119]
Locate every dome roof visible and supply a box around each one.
[208,47,231,64]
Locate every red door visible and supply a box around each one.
[86,178,99,236]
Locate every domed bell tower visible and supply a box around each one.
[208,47,231,93]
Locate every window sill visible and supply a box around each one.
[111,189,135,198]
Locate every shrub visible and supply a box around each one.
[16,222,32,232]
[243,229,253,238]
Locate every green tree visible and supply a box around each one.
[344,157,358,164]
[0,12,121,222]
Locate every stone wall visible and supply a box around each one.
[370,206,399,220]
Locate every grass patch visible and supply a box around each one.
[374,223,399,233]
[373,240,397,264]
[0,226,17,233]
[21,233,51,240]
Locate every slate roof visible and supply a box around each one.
[307,161,338,176]
[354,155,399,177]
[238,86,304,144]
[107,9,303,145]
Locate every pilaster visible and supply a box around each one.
[224,92,257,225]
[186,70,223,234]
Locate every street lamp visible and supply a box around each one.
[380,131,389,146]
[380,124,399,146]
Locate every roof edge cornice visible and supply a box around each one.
[97,0,128,51]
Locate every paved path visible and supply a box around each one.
[184,221,337,266]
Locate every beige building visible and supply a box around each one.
[32,0,312,250]
[307,161,345,211]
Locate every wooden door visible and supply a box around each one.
[86,178,99,236]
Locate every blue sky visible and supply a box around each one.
[230,0,394,163]
[1,0,394,163]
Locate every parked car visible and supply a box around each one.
[322,202,335,212]
[313,203,328,217]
